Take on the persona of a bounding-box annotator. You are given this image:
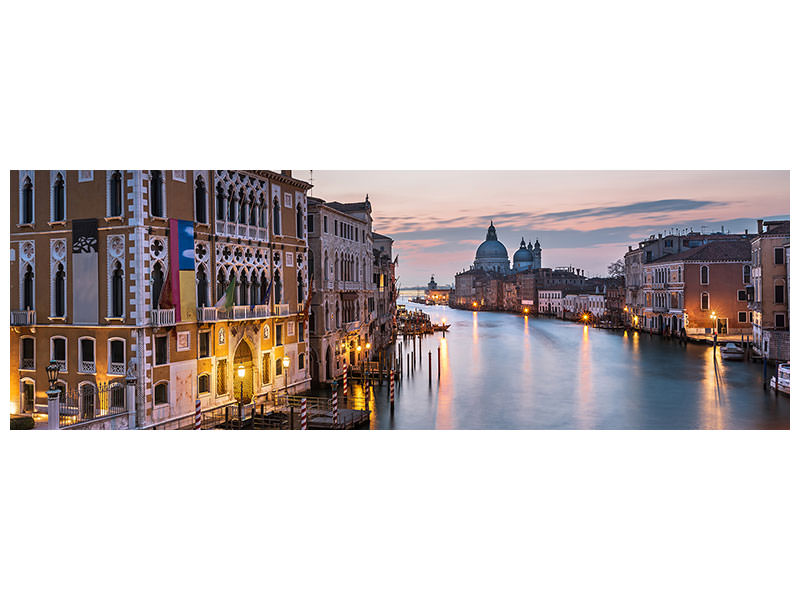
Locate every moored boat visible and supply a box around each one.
[720,342,745,361]
[770,362,790,395]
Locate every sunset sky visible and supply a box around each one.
[299,171,790,287]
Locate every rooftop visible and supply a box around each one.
[650,240,751,263]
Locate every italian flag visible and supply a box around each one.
[215,279,236,310]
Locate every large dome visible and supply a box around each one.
[475,221,508,260]
[513,238,534,264]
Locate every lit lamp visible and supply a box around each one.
[282,355,290,394]
[46,360,59,390]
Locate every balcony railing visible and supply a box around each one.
[21,358,35,370]
[274,304,290,316]
[11,310,35,326]
[151,308,176,327]
[79,360,96,374]
[217,305,271,321]
[258,228,268,241]
[198,306,219,322]
[51,359,66,372]
[226,222,236,236]
[248,225,258,239]
[109,362,126,375]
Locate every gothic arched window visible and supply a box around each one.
[250,272,259,306]
[298,272,304,304]
[274,271,282,304]
[260,272,268,305]
[216,183,226,221]
[150,170,164,217]
[52,173,65,222]
[259,195,268,228]
[109,171,122,217]
[152,263,165,307]
[238,191,247,225]
[296,204,303,239]
[195,176,207,223]
[111,261,124,317]
[228,192,237,223]
[239,270,248,306]
[217,269,227,302]
[197,264,209,308]
[55,264,66,316]
[22,176,34,224]
[23,265,34,310]
[249,192,257,226]
[273,198,281,235]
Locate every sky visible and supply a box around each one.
[296,171,789,287]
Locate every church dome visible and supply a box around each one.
[513,238,534,264]
[475,222,509,260]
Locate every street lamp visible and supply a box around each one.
[282,355,291,395]
[46,360,59,390]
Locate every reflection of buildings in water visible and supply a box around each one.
[435,337,453,430]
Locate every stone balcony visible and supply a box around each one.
[151,308,176,327]
[11,310,35,326]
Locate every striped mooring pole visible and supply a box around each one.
[390,369,395,406]
[343,363,348,398]
[300,397,308,430]
[194,396,201,430]
[332,383,339,429]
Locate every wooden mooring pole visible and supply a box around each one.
[428,351,432,385]
[437,346,441,380]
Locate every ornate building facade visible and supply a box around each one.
[11,169,312,427]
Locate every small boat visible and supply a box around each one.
[720,342,745,361]
[770,362,790,395]
[432,323,451,331]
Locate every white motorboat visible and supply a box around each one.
[720,342,745,361]
[770,363,790,395]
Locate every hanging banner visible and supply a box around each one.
[72,218,98,324]
[170,219,196,323]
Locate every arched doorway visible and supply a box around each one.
[325,346,332,381]
[233,340,255,403]
[671,315,678,331]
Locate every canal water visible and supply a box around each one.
[350,297,789,429]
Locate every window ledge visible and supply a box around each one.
[105,317,125,323]
[17,222,35,228]
[150,215,168,222]
[48,221,67,227]
[77,371,97,375]
[104,215,124,223]
[48,316,66,322]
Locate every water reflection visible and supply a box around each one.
[377,298,789,429]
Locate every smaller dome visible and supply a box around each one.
[513,238,534,264]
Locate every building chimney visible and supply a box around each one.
[745,229,748,236]
[757,219,763,235]
[281,170,292,178]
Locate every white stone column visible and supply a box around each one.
[126,376,137,430]
[47,389,61,430]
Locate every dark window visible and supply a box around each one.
[198,374,210,394]
[110,171,122,217]
[22,177,33,223]
[275,358,283,376]
[80,338,95,362]
[737,290,747,302]
[738,311,747,323]
[199,332,210,358]
[743,265,751,284]
[154,382,168,405]
[664,239,672,247]
[307,214,314,233]
[700,265,709,285]
[323,215,328,233]
[774,247,784,265]
[110,339,124,365]
[299,353,305,369]
[275,324,283,346]
[701,293,709,311]
[259,196,267,228]
[197,265,209,308]
[239,271,248,306]
[155,336,168,365]
[52,338,66,361]
[55,264,66,316]
[22,381,35,412]
[274,271,282,304]
[195,176,207,223]
[152,263,164,307]
[273,199,281,234]
[334,220,338,236]
[21,338,34,369]
[775,284,785,304]
[238,192,246,225]
[23,265,34,310]
[297,205,303,238]
[150,170,164,217]
[248,192,257,226]
[112,262,124,317]
[53,173,65,221]
[299,322,305,342]
[776,313,786,328]
[216,184,226,220]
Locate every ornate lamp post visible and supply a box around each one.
[282,355,291,395]
[46,360,60,430]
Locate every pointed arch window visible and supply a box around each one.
[111,261,124,317]
[273,198,281,235]
[217,269,227,302]
[259,195,268,228]
[109,171,123,217]
[54,264,66,317]
[298,272,305,305]
[248,192,257,226]
[52,173,65,222]
[701,292,709,311]
[260,272,268,305]
[700,265,709,285]
[216,184,226,221]
[238,191,247,225]
[250,272,259,306]
[150,170,164,217]
[195,176,207,223]
[21,176,34,224]
[296,204,303,239]
[274,270,282,304]
[228,192,237,223]
[152,263,165,307]
[23,264,34,310]
[239,270,248,306]
[197,264,209,308]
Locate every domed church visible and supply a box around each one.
[473,222,542,273]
